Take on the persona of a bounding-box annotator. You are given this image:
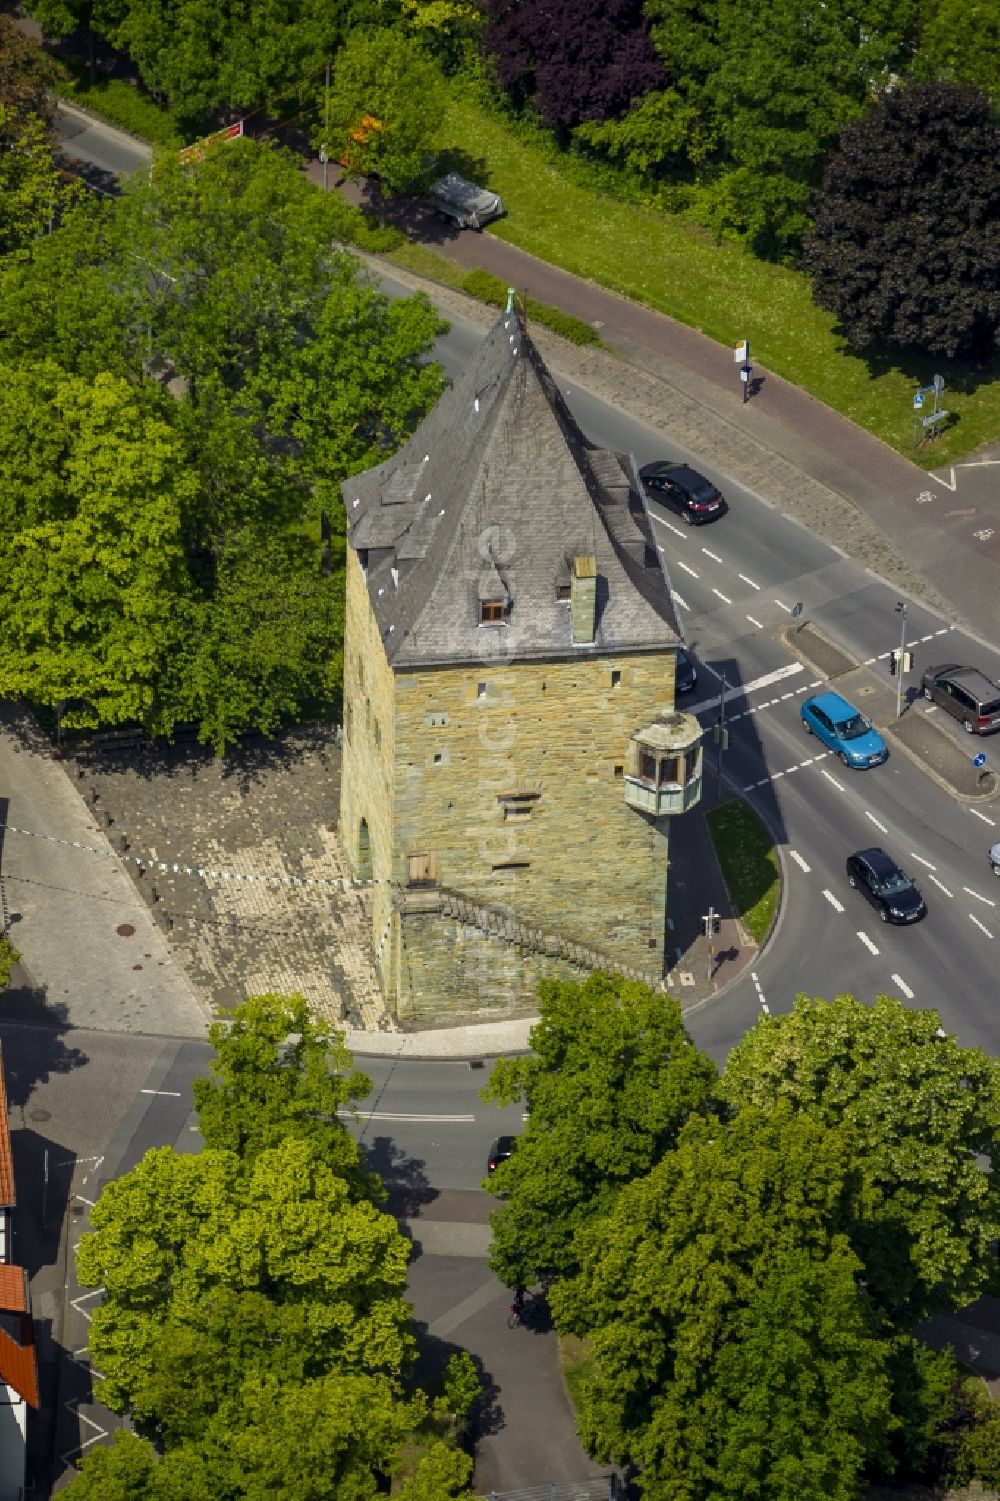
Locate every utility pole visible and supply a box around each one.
[701,907,720,981]
[322,60,331,193]
[714,673,729,790]
[895,601,907,719]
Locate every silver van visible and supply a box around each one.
[427,172,504,231]
[921,663,1000,734]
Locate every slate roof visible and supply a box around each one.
[344,308,681,669]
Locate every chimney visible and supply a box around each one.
[571,555,597,644]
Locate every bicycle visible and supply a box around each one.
[507,1294,528,1329]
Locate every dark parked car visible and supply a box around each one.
[921,664,1000,734]
[676,646,697,694]
[487,1135,516,1174]
[639,462,726,525]
[846,847,926,925]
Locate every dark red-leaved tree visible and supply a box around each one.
[805,81,1000,361]
[483,0,667,130]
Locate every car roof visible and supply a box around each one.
[852,846,900,876]
[491,1135,516,1151]
[931,665,1000,699]
[807,690,858,720]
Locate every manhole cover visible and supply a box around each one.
[679,972,696,987]
[116,923,136,938]
[857,686,875,697]
[29,1108,51,1122]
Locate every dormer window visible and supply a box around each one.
[481,599,505,624]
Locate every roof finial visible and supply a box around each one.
[505,287,517,315]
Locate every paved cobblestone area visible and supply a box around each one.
[72,728,392,1031]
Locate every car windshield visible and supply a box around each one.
[837,713,872,740]
[876,871,911,896]
[687,477,717,501]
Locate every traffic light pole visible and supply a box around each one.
[895,602,907,720]
[701,906,719,982]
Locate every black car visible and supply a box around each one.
[676,646,697,695]
[487,1135,516,1174]
[639,461,726,525]
[846,848,926,925]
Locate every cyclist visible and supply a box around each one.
[510,1286,526,1322]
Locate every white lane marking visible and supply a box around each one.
[140,1088,182,1097]
[342,1110,477,1123]
[857,932,880,956]
[746,614,763,629]
[924,703,938,713]
[862,657,877,666]
[676,560,699,578]
[685,662,804,718]
[751,970,770,1015]
[823,889,845,913]
[864,811,888,834]
[712,588,732,605]
[928,873,953,897]
[970,913,994,939]
[964,886,996,908]
[702,547,723,563]
[790,850,811,872]
[673,592,691,611]
[891,974,914,1000]
[934,627,951,635]
[820,768,845,791]
[774,599,793,613]
[971,807,996,827]
[738,573,760,590]
[876,650,892,660]
[649,512,687,539]
[910,852,935,869]
[771,770,784,779]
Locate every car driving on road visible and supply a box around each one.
[487,1136,516,1174]
[921,664,1000,734]
[800,690,888,767]
[846,848,927,924]
[676,646,697,694]
[639,462,727,525]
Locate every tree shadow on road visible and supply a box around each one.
[360,1133,437,1218]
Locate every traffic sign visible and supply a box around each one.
[913,392,924,410]
[973,752,987,768]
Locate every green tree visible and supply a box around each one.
[0,15,59,124]
[0,363,197,729]
[0,936,20,990]
[318,29,444,195]
[805,82,1000,360]
[915,0,1000,107]
[552,1105,894,1500]
[0,106,75,260]
[77,1136,414,1421]
[192,993,373,1181]
[482,972,718,1290]
[722,993,1000,1324]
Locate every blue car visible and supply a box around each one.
[801,690,888,768]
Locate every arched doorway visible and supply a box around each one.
[357,818,373,883]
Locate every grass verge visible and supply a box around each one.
[436,94,1000,465]
[705,800,780,945]
[559,1332,598,1418]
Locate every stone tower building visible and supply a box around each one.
[340,301,702,1025]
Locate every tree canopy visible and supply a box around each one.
[0,138,446,748]
[722,992,1000,1324]
[805,81,1000,360]
[482,972,718,1290]
[68,995,475,1500]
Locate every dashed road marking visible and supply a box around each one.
[876,651,891,660]
[649,512,687,539]
[970,913,994,939]
[857,931,880,955]
[751,970,769,1014]
[673,592,691,611]
[774,599,793,613]
[676,560,699,578]
[963,886,996,908]
[140,1088,182,1097]
[746,614,763,629]
[702,547,723,563]
[790,850,811,872]
[971,808,996,827]
[738,573,760,590]
[864,811,888,834]
[823,889,845,913]
[712,588,733,605]
[891,973,914,1000]
[820,768,845,791]
[927,873,953,897]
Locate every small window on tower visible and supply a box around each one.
[477,682,488,699]
[556,583,571,601]
[614,764,624,778]
[481,600,505,624]
[611,670,621,687]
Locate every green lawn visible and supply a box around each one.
[437,95,1000,466]
[705,800,780,945]
[558,1333,598,1417]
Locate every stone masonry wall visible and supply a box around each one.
[393,649,677,975]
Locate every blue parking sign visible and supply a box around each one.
[973,752,987,768]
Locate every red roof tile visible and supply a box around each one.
[0,1265,27,1313]
[0,1056,13,1209]
[0,1314,39,1408]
